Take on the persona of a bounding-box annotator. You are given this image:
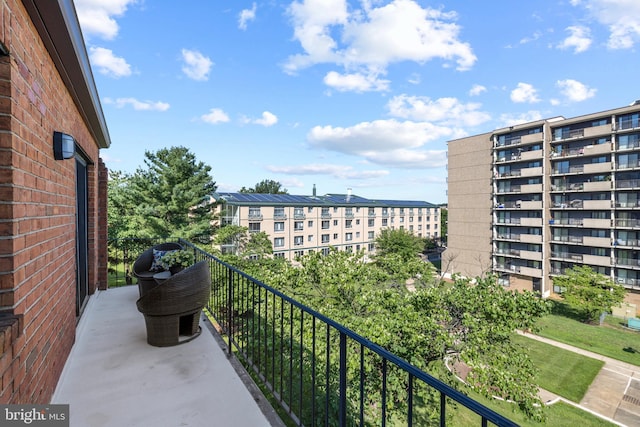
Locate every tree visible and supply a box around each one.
[554,265,626,323]
[122,146,216,241]
[226,248,550,421]
[239,179,288,194]
[374,228,424,263]
[440,206,448,245]
[213,225,273,259]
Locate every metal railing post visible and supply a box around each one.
[227,267,233,356]
[339,332,347,427]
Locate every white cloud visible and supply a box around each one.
[573,0,640,49]
[89,47,132,78]
[510,82,541,103]
[469,84,487,96]
[285,0,476,92]
[201,108,230,124]
[75,0,137,40]
[267,164,390,180]
[254,111,279,127]
[181,49,213,81]
[520,31,542,45]
[557,25,592,53]
[104,97,170,111]
[387,95,491,127]
[499,111,544,127]
[323,71,390,92]
[556,79,596,102]
[239,3,257,30]
[307,119,457,168]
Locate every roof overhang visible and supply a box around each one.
[22,0,110,149]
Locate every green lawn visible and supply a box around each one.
[512,334,603,402]
[534,301,640,366]
[452,387,615,427]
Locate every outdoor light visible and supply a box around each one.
[53,131,76,160]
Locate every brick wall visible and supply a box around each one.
[0,0,103,403]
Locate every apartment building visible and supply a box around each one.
[213,191,440,261]
[446,102,640,306]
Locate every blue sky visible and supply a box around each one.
[76,0,640,204]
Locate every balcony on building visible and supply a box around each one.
[552,120,612,142]
[85,238,518,427]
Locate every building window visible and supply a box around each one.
[321,234,330,243]
[294,221,304,231]
[274,207,286,219]
[322,220,330,229]
[368,219,374,227]
[356,219,360,225]
[294,207,304,217]
[308,220,313,227]
[294,250,304,258]
[333,220,338,226]
[400,217,405,223]
[274,252,285,258]
[409,217,413,222]
[249,207,262,219]
[308,235,313,242]
[356,232,360,238]
[321,207,330,217]
[274,237,284,247]
[382,218,388,226]
[418,216,422,222]
[368,207,375,216]
[368,231,374,239]
[345,245,353,252]
[321,248,330,256]
[294,236,304,246]
[345,219,352,228]
[274,222,284,232]
[249,223,261,233]
[333,233,338,240]
[368,243,375,251]
[333,207,338,213]
[346,232,353,241]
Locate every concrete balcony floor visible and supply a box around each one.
[52,285,284,427]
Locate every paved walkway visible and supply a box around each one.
[518,331,640,427]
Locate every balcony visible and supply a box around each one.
[96,239,514,427]
[616,179,640,189]
[584,181,611,191]
[52,285,278,426]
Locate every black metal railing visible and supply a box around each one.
[107,237,182,287]
[108,238,518,426]
[183,240,517,427]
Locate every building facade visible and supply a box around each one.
[446,102,640,307]
[0,0,110,402]
[213,192,440,261]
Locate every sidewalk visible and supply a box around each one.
[518,331,640,427]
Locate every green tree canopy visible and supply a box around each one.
[108,146,216,242]
[555,265,627,323]
[239,179,288,194]
[374,228,425,262]
[213,225,272,259]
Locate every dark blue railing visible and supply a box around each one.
[107,238,518,426]
[180,239,518,427]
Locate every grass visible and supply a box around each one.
[453,390,616,427]
[512,334,603,402]
[535,300,640,366]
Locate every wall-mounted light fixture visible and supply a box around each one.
[53,131,76,160]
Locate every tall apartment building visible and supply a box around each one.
[446,102,640,306]
[213,191,440,261]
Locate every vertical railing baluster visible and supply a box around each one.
[339,332,347,427]
[382,358,387,427]
[271,291,276,391]
[359,344,364,426]
[311,316,316,427]
[279,301,284,402]
[408,373,414,427]
[226,266,233,356]
[299,310,304,421]
[288,302,294,413]
[325,325,330,427]
[440,391,446,427]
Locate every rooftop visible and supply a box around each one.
[52,285,283,427]
[213,191,438,208]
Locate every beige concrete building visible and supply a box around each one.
[446,102,640,305]
[213,191,440,261]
